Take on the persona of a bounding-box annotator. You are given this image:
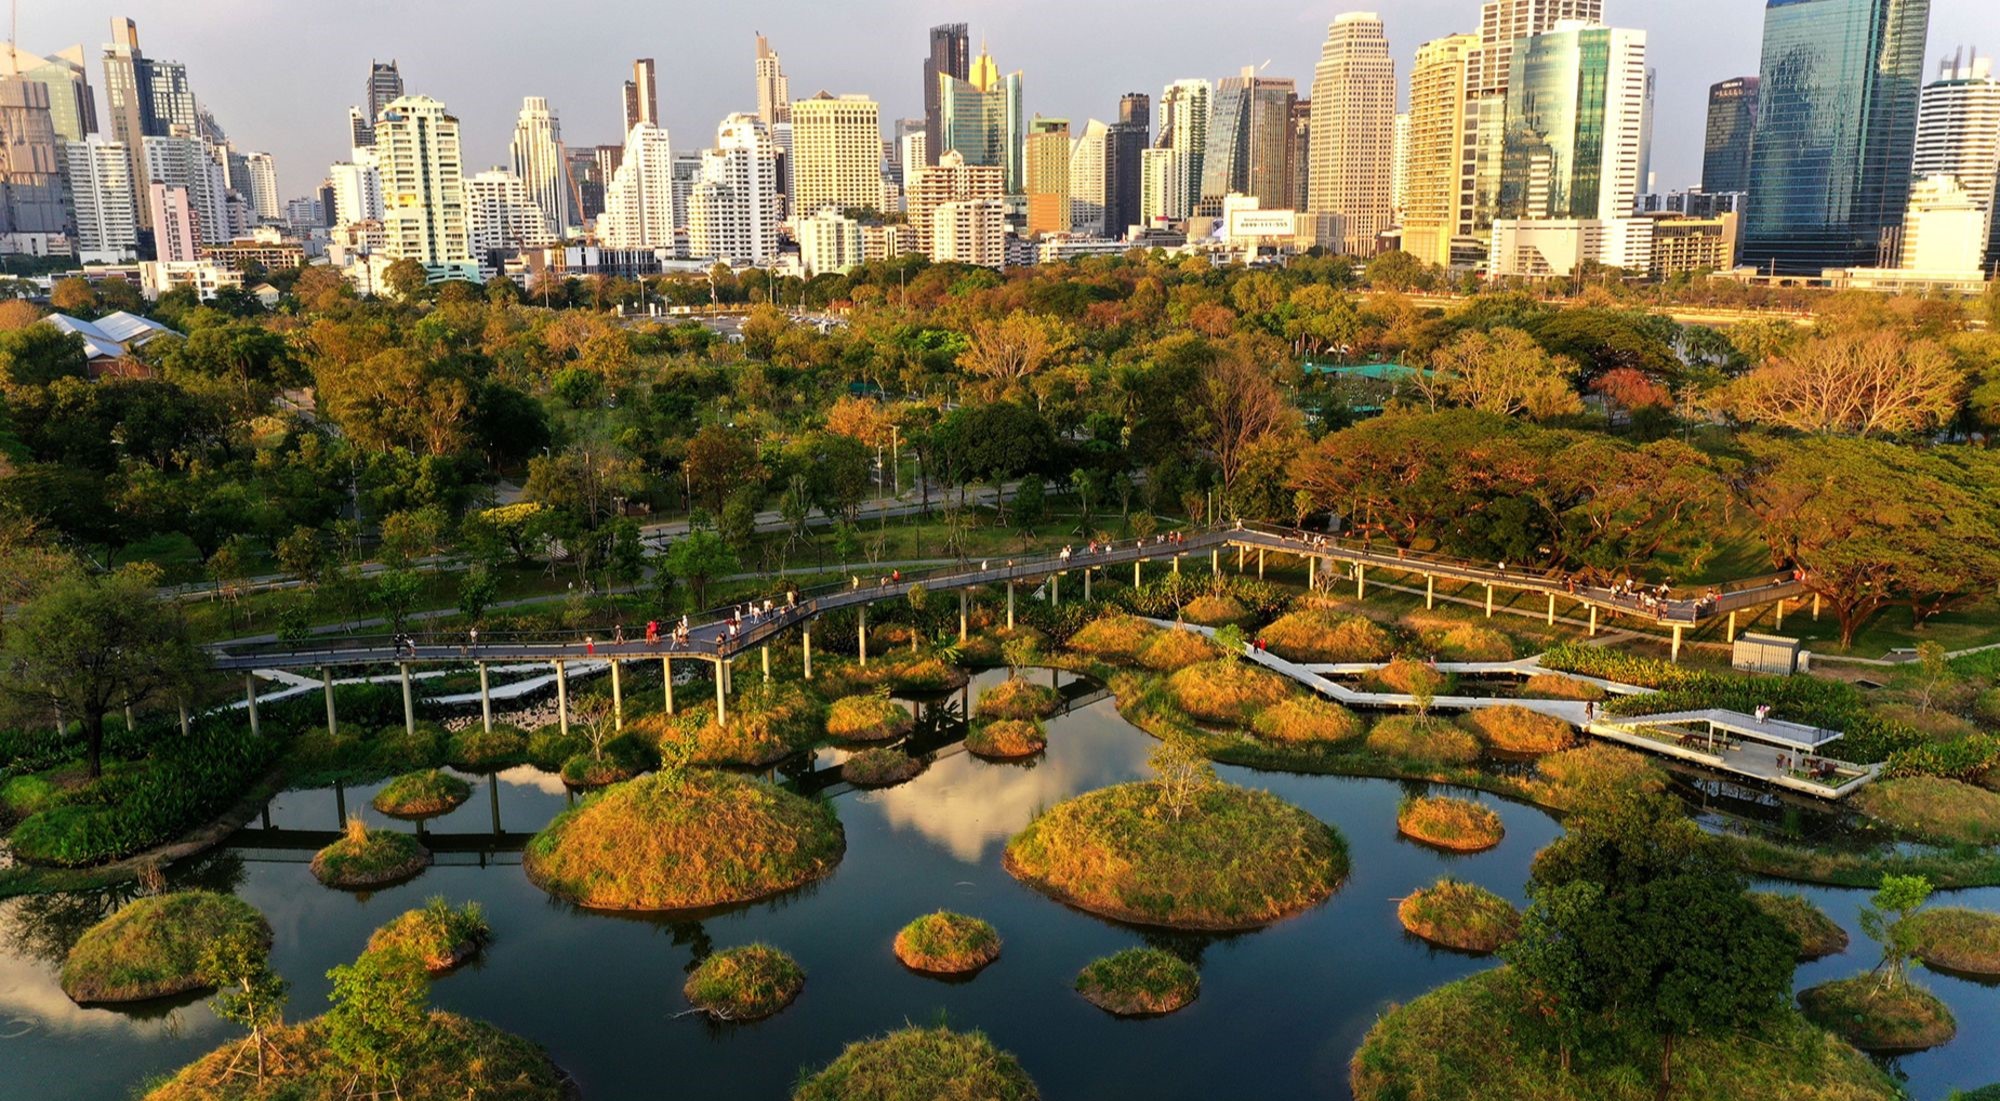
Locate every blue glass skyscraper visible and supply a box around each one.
[1742,0,1930,274]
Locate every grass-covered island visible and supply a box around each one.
[310,819,431,889]
[1004,738,1347,930]
[1797,976,1958,1053]
[792,1025,1038,1101]
[524,768,842,911]
[1751,893,1850,961]
[365,897,491,974]
[370,769,472,817]
[893,911,1001,975]
[840,747,923,788]
[824,694,915,744]
[1074,947,1200,1016]
[1906,906,2000,977]
[682,943,805,1021]
[965,719,1047,760]
[61,891,270,1004]
[1396,795,1505,852]
[1396,878,1520,954]
[1351,968,1897,1101]
[976,676,1063,720]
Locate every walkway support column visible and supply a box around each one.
[611,660,624,730]
[1258,547,1265,579]
[1083,568,1091,602]
[1210,548,1219,577]
[762,644,771,682]
[858,606,869,666]
[1052,573,1060,607]
[1671,625,1684,664]
[178,700,190,737]
[1356,563,1366,600]
[1547,593,1556,626]
[1133,560,1141,588]
[1006,582,1015,629]
[399,663,415,736]
[1588,605,1599,637]
[1308,557,1316,589]
[1425,574,1435,609]
[1812,592,1821,620]
[322,667,338,736]
[802,629,812,681]
[478,663,492,732]
[1172,554,1180,576]
[1726,611,1738,643]
[662,657,675,714]
[1775,599,1785,631]
[244,674,261,738]
[1484,585,1494,618]
[714,660,727,726]
[958,590,968,643]
[554,661,569,738]
[1237,545,1245,573]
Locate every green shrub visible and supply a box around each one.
[1075,947,1199,1016]
[446,724,529,771]
[1366,716,1481,765]
[525,727,585,771]
[794,1026,1038,1101]
[372,769,472,816]
[683,943,804,1020]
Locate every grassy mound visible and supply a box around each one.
[1366,716,1483,765]
[524,769,842,911]
[966,719,1047,760]
[1397,796,1505,852]
[1520,673,1606,701]
[683,943,804,1021]
[1260,610,1395,663]
[1397,878,1520,953]
[1751,893,1850,961]
[525,728,585,772]
[445,724,529,771]
[371,769,473,817]
[1075,947,1199,1016]
[1436,624,1517,662]
[1798,977,1957,1052]
[1005,780,1347,930]
[60,891,269,1004]
[310,819,430,889]
[1905,907,2000,977]
[1532,743,1665,811]
[825,695,915,744]
[1851,777,2000,845]
[818,652,970,696]
[893,911,1001,975]
[1068,613,1161,664]
[637,682,824,768]
[842,748,923,788]
[560,751,643,789]
[141,1012,570,1101]
[1361,658,1456,697]
[1461,706,1574,755]
[977,677,1062,720]
[1166,659,1293,726]
[1351,967,1898,1101]
[1251,696,1365,745]
[366,897,491,974]
[793,1026,1038,1101]
[1137,628,1221,671]
[1182,593,1252,627]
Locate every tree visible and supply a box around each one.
[957,311,1074,397]
[1149,732,1215,822]
[1859,874,1933,991]
[200,926,290,1082]
[456,567,497,624]
[1193,351,1297,509]
[1010,475,1046,531]
[1417,328,1583,419]
[1728,331,1962,437]
[275,525,324,587]
[1365,250,1431,293]
[664,530,738,610]
[1,564,202,777]
[0,324,88,393]
[324,946,431,1094]
[373,570,423,636]
[683,425,762,514]
[382,258,430,301]
[49,276,99,316]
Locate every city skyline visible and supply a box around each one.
[26,1,1999,202]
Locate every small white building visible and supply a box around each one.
[796,208,864,276]
[930,199,1006,269]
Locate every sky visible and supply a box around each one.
[24,0,2000,201]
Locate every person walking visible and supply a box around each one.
[585,636,596,657]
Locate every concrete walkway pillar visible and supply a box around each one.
[244,674,261,738]
[1775,599,1785,631]
[1210,548,1219,576]
[1084,568,1091,602]
[959,590,969,642]
[1484,585,1495,618]
[1356,563,1366,599]
[611,660,624,730]
[802,629,813,681]
[1308,557,1316,589]
[1134,560,1141,588]
[1006,582,1015,628]
[662,657,675,713]
[714,660,728,726]
[1425,574,1435,609]
[1052,573,1060,607]
[322,667,337,736]
[1547,593,1556,626]
[1726,611,1738,643]
[399,663,415,735]
[1671,625,1684,664]
[858,605,869,666]
[762,644,771,682]
[178,700,190,737]
[1258,547,1265,579]
[554,661,569,737]
[1237,545,1245,573]
[478,663,493,732]
[1588,605,1599,637]
[1812,592,1821,620]
[1172,554,1180,576]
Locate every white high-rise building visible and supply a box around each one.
[1158,79,1211,211]
[597,123,679,251]
[689,113,780,264]
[465,169,553,256]
[510,97,575,235]
[1390,113,1410,221]
[374,95,478,282]
[142,134,229,244]
[1471,0,1604,229]
[907,150,1003,259]
[1911,53,2000,267]
[64,136,138,263]
[931,199,1006,268]
[148,182,200,262]
[1068,119,1109,235]
[1140,147,1189,223]
[670,151,702,232]
[1900,175,1989,274]
[328,160,384,226]
[797,208,865,275]
[242,151,281,221]
[1308,12,1396,254]
[790,93,883,216]
[755,34,791,126]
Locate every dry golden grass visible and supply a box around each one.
[1397,796,1505,851]
[1906,907,2000,976]
[1366,716,1483,765]
[824,694,915,743]
[309,819,430,889]
[1067,613,1161,664]
[1531,743,1665,811]
[966,719,1047,760]
[1362,658,1455,697]
[1166,659,1294,726]
[793,1026,1039,1101]
[1461,706,1575,755]
[60,892,270,1004]
[893,911,1001,974]
[1519,673,1607,702]
[1259,609,1396,663]
[365,898,490,974]
[1436,624,1517,662]
[1852,778,2000,846]
[370,769,472,817]
[1137,628,1222,671]
[524,770,843,911]
[1397,878,1521,953]
[1074,947,1199,1016]
[637,682,823,768]
[841,747,923,787]
[1251,696,1365,745]
[977,677,1063,720]
[1182,593,1252,627]
[683,944,804,1021]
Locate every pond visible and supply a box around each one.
[3,666,1996,1100]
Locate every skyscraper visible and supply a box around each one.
[1469,0,1604,229]
[374,95,479,282]
[1701,77,1760,196]
[939,45,1025,193]
[1911,52,2000,267]
[1119,93,1151,137]
[465,169,553,256]
[1402,34,1480,267]
[142,134,227,244]
[1068,119,1108,235]
[327,159,383,226]
[510,97,575,236]
[100,18,156,227]
[1158,79,1210,213]
[755,34,791,126]
[1,45,97,142]
[1497,24,1652,224]
[1743,0,1931,274]
[1140,147,1189,223]
[242,151,281,221]
[1201,68,1296,213]
[923,24,970,168]
[146,59,198,137]
[148,183,198,262]
[360,61,403,147]
[1024,116,1071,235]
[907,150,1003,259]
[1105,117,1148,238]
[1391,113,1410,221]
[791,92,883,216]
[597,123,678,250]
[0,77,69,248]
[624,58,658,133]
[689,113,781,264]
[1308,12,1397,254]
[64,135,137,262]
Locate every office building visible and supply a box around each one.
[0,45,97,142]
[142,134,228,244]
[755,34,791,125]
[1391,112,1410,221]
[1119,93,1151,137]
[511,97,575,235]
[465,169,553,257]
[1911,52,2000,267]
[908,150,1003,259]
[1701,77,1760,196]
[1068,120,1108,235]
[1202,68,1296,212]
[791,92,883,216]
[1024,117,1071,235]
[1645,211,1740,276]
[0,77,69,251]
[1158,79,1210,210]
[65,136,137,262]
[1898,174,1988,272]
[1140,146,1189,223]
[1742,0,1931,274]
[624,58,658,132]
[100,18,156,226]
[596,123,677,250]
[1469,0,1604,229]
[932,199,1006,268]
[241,151,280,221]
[1106,118,1148,237]
[354,60,402,148]
[145,59,198,139]
[797,208,864,275]
[939,44,1025,193]
[670,151,702,232]
[569,147,608,222]
[923,23,971,167]
[1308,12,1396,254]
[327,160,384,226]
[1401,34,1480,267]
[373,95,479,283]
[689,113,781,264]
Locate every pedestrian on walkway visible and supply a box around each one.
[646,620,659,645]
[614,624,625,645]
[1585,700,1595,722]
[585,636,596,656]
